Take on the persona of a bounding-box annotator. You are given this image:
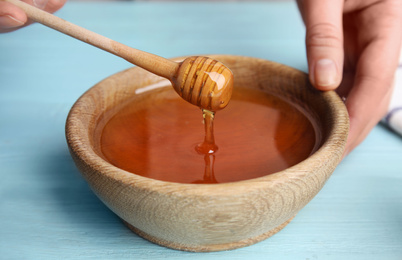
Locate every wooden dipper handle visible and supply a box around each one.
[4,0,233,111]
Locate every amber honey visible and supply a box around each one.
[97,86,319,184]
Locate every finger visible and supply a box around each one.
[0,2,27,31]
[345,75,394,156]
[0,0,66,33]
[20,0,66,15]
[303,0,344,90]
[344,48,401,155]
[16,0,64,12]
[43,0,66,14]
[343,2,402,155]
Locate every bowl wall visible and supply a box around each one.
[66,55,349,252]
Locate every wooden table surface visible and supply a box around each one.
[1,1,402,259]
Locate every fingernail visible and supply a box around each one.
[315,59,338,88]
[0,15,24,29]
[33,0,49,9]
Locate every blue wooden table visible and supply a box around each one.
[1,2,402,259]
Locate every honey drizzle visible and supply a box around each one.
[196,109,218,155]
[194,109,219,183]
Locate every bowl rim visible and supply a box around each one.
[66,54,349,196]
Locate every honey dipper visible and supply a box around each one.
[4,0,233,111]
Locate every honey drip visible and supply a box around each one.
[196,109,218,155]
[194,109,218,183]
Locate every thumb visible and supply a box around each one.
[303,0,344,90]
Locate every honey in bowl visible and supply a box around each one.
[97,85,320,184]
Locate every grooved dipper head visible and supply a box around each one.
[171,56,234,111]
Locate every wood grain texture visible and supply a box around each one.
[123,217,294,252]
[65,55,349,251]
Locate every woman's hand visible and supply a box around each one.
[0,0,66,32]
[297,0,402,155]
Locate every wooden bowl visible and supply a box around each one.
[66,55,349,252]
